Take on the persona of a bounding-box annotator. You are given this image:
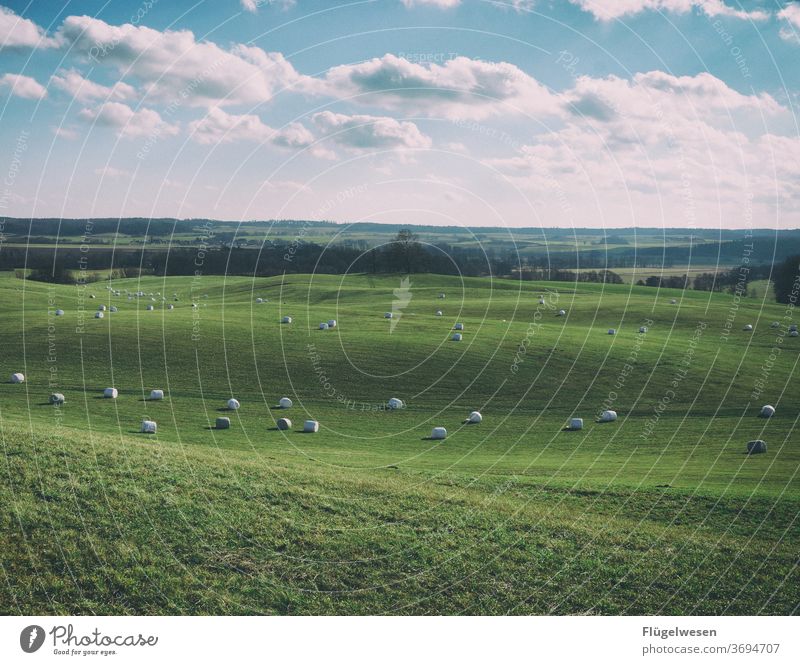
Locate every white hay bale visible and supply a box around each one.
[103,387,118,399]
[467,411,482,424]
[146,304,154,311]
[454,322,464,331]
[791,330,799,337]
[639,326,648,333]
[607,329,616,335]
[789,324,798,332]
[10,372,25,383]
[430,426,447,439]
[256,298,263,304]
[600,410,617,422]
[55,309,65,316]
[770,321,780,328]
[141,419,157,434]
[216,417,231,429]
[303,420,319,433]
[387,397,404,410]
[435,310,443,316]
[167,304,174,310]
[760,405,775,418]
[49,392,65,405]
[109,306,118,312]
[319,322,329,330]
[279,397,293,409]
[439,293,446,299]
[98,304,107,311]
[281,316,292,324]
[670,299,677,304]
[452,333,462,341]
[149,389,164,400]
[569,417,583,430]
[227,398,241,410]
[746,439,766,454]
[276,417,292,431]
[327,319,337,328]
[94,311,104,319]
[89,294,96,299]
[384,312,393,319]
[557,309,566,317]
[743,324,753,331]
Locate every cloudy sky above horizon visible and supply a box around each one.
[1,0,799,229]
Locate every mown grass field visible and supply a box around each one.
[0,272,798,615]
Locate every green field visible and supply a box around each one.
[1,272,798,615]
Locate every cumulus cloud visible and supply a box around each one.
[312,111,432,149]
[400,0,462,8]
[188,107,313,147]
[322,53,558,119]
[0,73,47,99]
[569,0,769,21]
[0,5,59,49]
[778,3,800,43]
[79,102,178,138]
[56,16,308,107]
[51,69,136,102]
[241,0,296,11]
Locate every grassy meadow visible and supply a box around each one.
[0,271,797,615]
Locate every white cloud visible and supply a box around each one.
[569,0,769,21]
[0,6,58,49]
[56,16,308,107]
[188,107,313,147]
[78,102,179,138]
[400,0,462,8]
[94,166,130,179]
[0,73,47,99]
[313,111,432,149]
[241,0,296,11]
[52,126,79,140]
[51,69,136,102]
[322,53,559,119]
[778,3,800,43]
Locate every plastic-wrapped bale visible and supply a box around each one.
[227,398,241,410]
[149,389,164,400]
[454,322,464,331]
[746,440,767,454]
[216,417,231,430]
[430,427,447,440]
[109,306,118,312]
[95,311,104,319]
[141,420,157,434]
[569,418,583,430]
[670,299,677,304]
[743,324,753,331]
[557,309,566,317]
[467,411,482,424]
[439,293,446,299]
[319,322,329,330]
[599,410,617,422]
[384,312,393,319]
[790,324,798,332]
[791,330,799,337]
[103,387,118,399]
[538,298,545,305]
[303,420,319,433]
[639,326,648,333]
[167,304,174,310]
[49,392,66,405]
[452,333,462,341]
[770,321,780,328]
[608,329,616,335]
[281,316,292,324]
[98,304,107,311]
[435,310,443,317]
[10,372,24,383]
[279,397,293,409]
[277,418,292,431]
[760,404,775,418]
[387,397,404,410]
[55,309,65,316]
[256,298,263,304]
[327,320,337,328]
[146,304,154,311]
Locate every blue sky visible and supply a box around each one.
[0,0,798,228]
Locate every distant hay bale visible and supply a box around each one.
[439,293,446,299]
[607,329,616,335]
[639,326,648,333]
[430,427,447,439]
[94,311,104,319]
[103,387,118,399]
[467,411,482,424]
[149,389,164,400]
[89,294,96,299]
[760,404,775,418]
[281,316,292,323]
[98,304,106,311]
[435,310,443,316]
[746,440,767,454]
[55,309,65,316]
[109,306,118,312]
[387,397,404,410]
[256,298,263,304]
[384,312,393,319]
[303,420,319,433]
[227,398,241,410]
[670,299,677,304]
[216,417,231,429]
[327,319,337,328]
[789,324,797,331]
[146,304,154,311]
[599,410,617,422]
[49,392,65,405]
[743,324,753,331]
[791,330,799,337]
[452,333,462,341]
[277,417,292,431]
[454,322,464,331]
[770,321,780,328]
[167,304,174,310]
[279,397,293,409]
[538,298,545,305]
[319,322,329,330]
[10,372,25,383]
[141,420,157,434]
[569,417,583,430]
[557,309,566,317]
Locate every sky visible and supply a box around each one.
[0,0,798,229]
